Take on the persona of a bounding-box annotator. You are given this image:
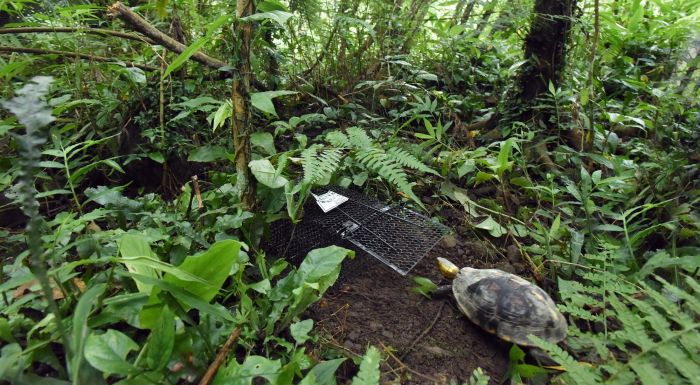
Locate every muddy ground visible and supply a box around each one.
[309,228,529,384]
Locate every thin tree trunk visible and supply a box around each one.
[475,0,499,35]
[231,0,255,209]
[515,0,575,107]
[453,0,467,24]
[461,0,478,23]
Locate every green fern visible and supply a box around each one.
[466,367,491,385]
[539,270,700,385]
[301,145,342,185]
[346,126,374,148]
[323,127,435,207]
[386,147,438,175]
[351,346,381,385]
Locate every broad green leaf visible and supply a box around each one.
[249,159,289,188]
[119,234,158,293]
[145,306,175,371]
[188,145,229,162]
[297,246,352,288]
[351,346,381,385]
[251,132,276,155]
[84,330,138,376]
[290,319,313,345]
[549,214,561,240]
[495,138,515,177]
[475,216,507,237]
[71,284,107,382]
[250,91,297,116]
[147,152,165,164]
[211,101,232,132]
[306,358,346,385]
[514,364,549,378]
[475,171,496,184]
[165,240,242,302]
[241,11,293,29]
[213,356,282,385]
[127,272,234,329]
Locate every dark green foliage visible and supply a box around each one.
[1,0,700,384]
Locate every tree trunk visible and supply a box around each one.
[475,0,499,35]
[515,0,575,110]
[231,0,255,209]
[460,0,478,24]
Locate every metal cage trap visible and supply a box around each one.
[266,186,450,275]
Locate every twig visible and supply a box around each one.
[191,175,204,211]
[0,27,154,44]
[380,342,440,383]
[0,46,157,71]
[198,327,241,385]
[107,2,227,70]
[400,301,445,360]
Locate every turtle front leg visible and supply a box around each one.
[434,285,453,297]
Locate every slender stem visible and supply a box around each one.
[60,141,83,215]
[0,27,155,44]
[0,46,158,71]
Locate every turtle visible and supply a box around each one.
[436,257,567,347]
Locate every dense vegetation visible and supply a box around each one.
[1,0,699,384]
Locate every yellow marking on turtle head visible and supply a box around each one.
[437,257,460,279]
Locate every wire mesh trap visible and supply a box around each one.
[266,186,450,275]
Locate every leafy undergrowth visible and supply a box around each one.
[2,0,700,384]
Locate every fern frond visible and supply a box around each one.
[301,145,342,186]
[326,131,350,147]
[555,270,700,385]
[657,275,700,314]
[351,346,381,385]
[530,336,602,385]
[347,126,374,148]
[467,367,490,385]
[386,147,438,175]
[355,148,420,204]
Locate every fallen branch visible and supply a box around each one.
[0,27,155,44]
[0,46,157,71]
[380,342,440,383]
[198,327,241,385]
[107,1,227,70]
[399,301,445,361]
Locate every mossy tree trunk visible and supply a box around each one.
[231,0,256,209]
[516,0,575,110]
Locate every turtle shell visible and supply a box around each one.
[452,267,567,346]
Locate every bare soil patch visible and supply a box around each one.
[310,230,524,384]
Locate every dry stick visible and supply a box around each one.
[191,175,204,211]
[0,27,155,44]
[107,2,227,69]
[399,301,445,361]
[198,327,241,385]
[0,46,157,70]
[380,342,440,383]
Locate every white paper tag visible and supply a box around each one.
[312,191,348,213]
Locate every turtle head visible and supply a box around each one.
[437,257,460,279]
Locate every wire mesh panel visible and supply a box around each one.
[266,186,450,275]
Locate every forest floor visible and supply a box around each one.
[308,207,527,384]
